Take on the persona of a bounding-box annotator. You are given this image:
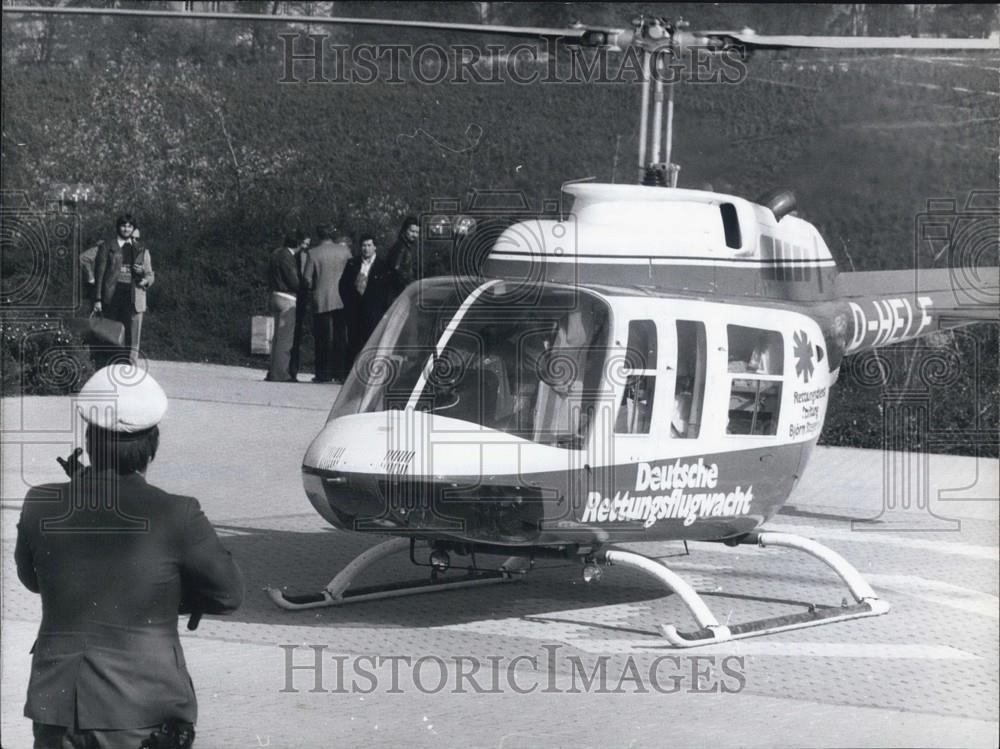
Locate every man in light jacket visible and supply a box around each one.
[306,225,353,382]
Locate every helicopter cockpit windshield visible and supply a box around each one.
[329,279,611,449]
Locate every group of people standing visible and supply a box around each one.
[266,216,420,383]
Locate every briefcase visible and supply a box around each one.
[66,315,125,347]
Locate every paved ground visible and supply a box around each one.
[2,360,998,748]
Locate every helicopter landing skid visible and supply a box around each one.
[600,531,890,648]
[266,537,528,610]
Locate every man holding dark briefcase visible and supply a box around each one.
[92,214,154,364]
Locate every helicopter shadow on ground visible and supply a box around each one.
[777,504,876,523]
[212,524,834,634]
[213,524,686,631]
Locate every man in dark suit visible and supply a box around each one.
[339,233,391,370]
[92,214,154,365]
[16,364,244,749]
[289,230,312,381]
[385,215,420,302]
[266,234,303,382]
[305,224,352,382]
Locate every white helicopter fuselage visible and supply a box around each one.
[301,184,848,547]
[300,182,985,548]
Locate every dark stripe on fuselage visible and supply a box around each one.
[482,259,840,301]
[303,443,805,548]
[489,251,835,265]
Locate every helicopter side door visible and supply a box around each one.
[601,299,829,463]
[607,307,711,463]
[602,302,708,457]
[723,322,786,437]
[705,305,831,450]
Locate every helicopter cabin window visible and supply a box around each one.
[720,203,742,250]
[672,320,706,439]
[330,280,611,450]
[615,320,657,434]
[728,326,783,375]
[727,325,783,436]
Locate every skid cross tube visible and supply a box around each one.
[266,537,527,610]
[599,531,890,647]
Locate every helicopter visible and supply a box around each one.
[5,4,998,647]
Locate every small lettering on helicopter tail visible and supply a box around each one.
[580,460,753,528]
[847,296,933,352]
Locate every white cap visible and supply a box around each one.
[76,364,168,433]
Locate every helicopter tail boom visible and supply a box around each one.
[836,267,999,355]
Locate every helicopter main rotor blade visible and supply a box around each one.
[1,5,628,45]
[699,30,999,51]
[4,6,993,54]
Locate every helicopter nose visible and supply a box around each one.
[300,411,575,538]
[303,410,577,479]
[302,411,421,479]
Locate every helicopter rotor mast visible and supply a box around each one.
[633,17,681,187]
[631,17,710,188]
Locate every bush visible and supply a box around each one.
[1,319,95,396]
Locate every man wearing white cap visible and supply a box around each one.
[15,365,244,749]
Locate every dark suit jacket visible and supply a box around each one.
[385,236,416,299]
[268,247,301,296]
[94,237,154,312]
[296,248,313,306]
[339,256,391,336]
[15,470,244,729]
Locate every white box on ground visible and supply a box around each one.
[251,315,273,355]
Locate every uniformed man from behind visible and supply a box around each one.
[15,364,244,749]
